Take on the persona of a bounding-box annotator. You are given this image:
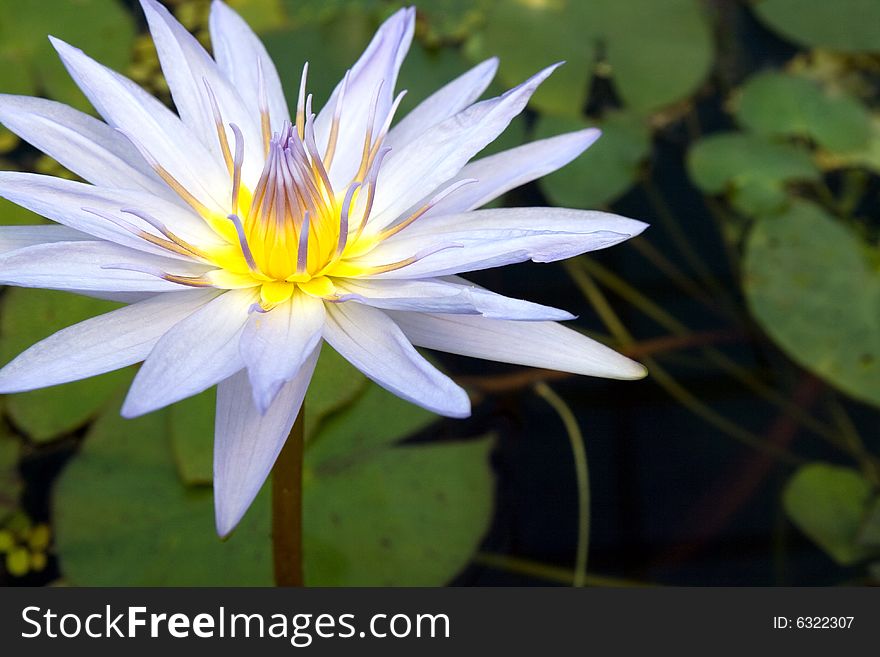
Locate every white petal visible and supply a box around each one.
[140,0,264,185]
[214,352,318,537]
[0,172,222,256]
[68,291,158,304]
[0,224,90,255]
[209,0,290,132]
[240,291,325,412]
[315,7,415,189]
[50,37,229,210]
[336,277,574,320]
[323,302,470,418]
[356,207,648,278]
[0,289,217,393]
[369,65,559,231]
[431,128,601,215]
[389,312,648,380]
[0,240,211,292]
[122,288,257,417]
[385,58,498,150]
[0,94,175,200]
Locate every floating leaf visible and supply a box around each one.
[783,463,875,565]
[304,343,369,430]
[0,0,135,111]
[279,0,379,25]
[535,112,650,208]
[56,390,494,585]
[0,289,132,442]
[307,377,437,467]
[261,6,374,109]
[734,71,873,155]
[55,403,274,586]
[687,133,819,216]
[744,202,880,407]
[409,0,490,46]
[304,438,494,586]
[471,0,712,116]
[168,388,216,486]
[752,0,880,53]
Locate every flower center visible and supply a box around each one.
[107,67,469,310]
[243,123,339,281]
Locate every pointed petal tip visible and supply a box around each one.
[579,127,602,148]
[444,393,472,419]
[119,398,145,419]
[621,360,649,380]
[214,502,243,539]
[214,511,241,539]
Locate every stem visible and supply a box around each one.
[534,382,589,587]
[475,553,650,587]
[272,409,305,587]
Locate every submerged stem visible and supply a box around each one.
[272,409,305,587]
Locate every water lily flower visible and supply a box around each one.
[0,0,647,536]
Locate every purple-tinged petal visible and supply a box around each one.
[0,172,221,255]
[122,288,258,417]
[214,352,318,537]
[0,241,211,292]
[0,289,217,393]
[314,7,415,189]
[139,0,264,185]
[240,291,325,412]
[323,301,470,418]
[0,225,91,255]
[354,207,648,278]
[336,277,574,320]
[384,57,498,150]
[368,64,560,230]
[389,312,648,380]
[209,0,290,132]
[0,94,175,200]
[50,37,229,210]
[429,128,601,216]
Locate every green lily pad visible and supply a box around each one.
[304,437,494,586]
[0,0,135,111]
[752,0,880,53]
[305,376,437,468]
[279,0,379,26]
[0,289,132,442]
[303,343,369,431]
[261,6,375,110]
[56,387,494,585]
[688,133,819,216]
[411,0,491,46]
[168,388,216,486]
[535,112,650,208]
[734,71,873,155]
[744,201,880,407]
[783,463,875,565]
[471,0,712,117]
[56,403,274,586]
